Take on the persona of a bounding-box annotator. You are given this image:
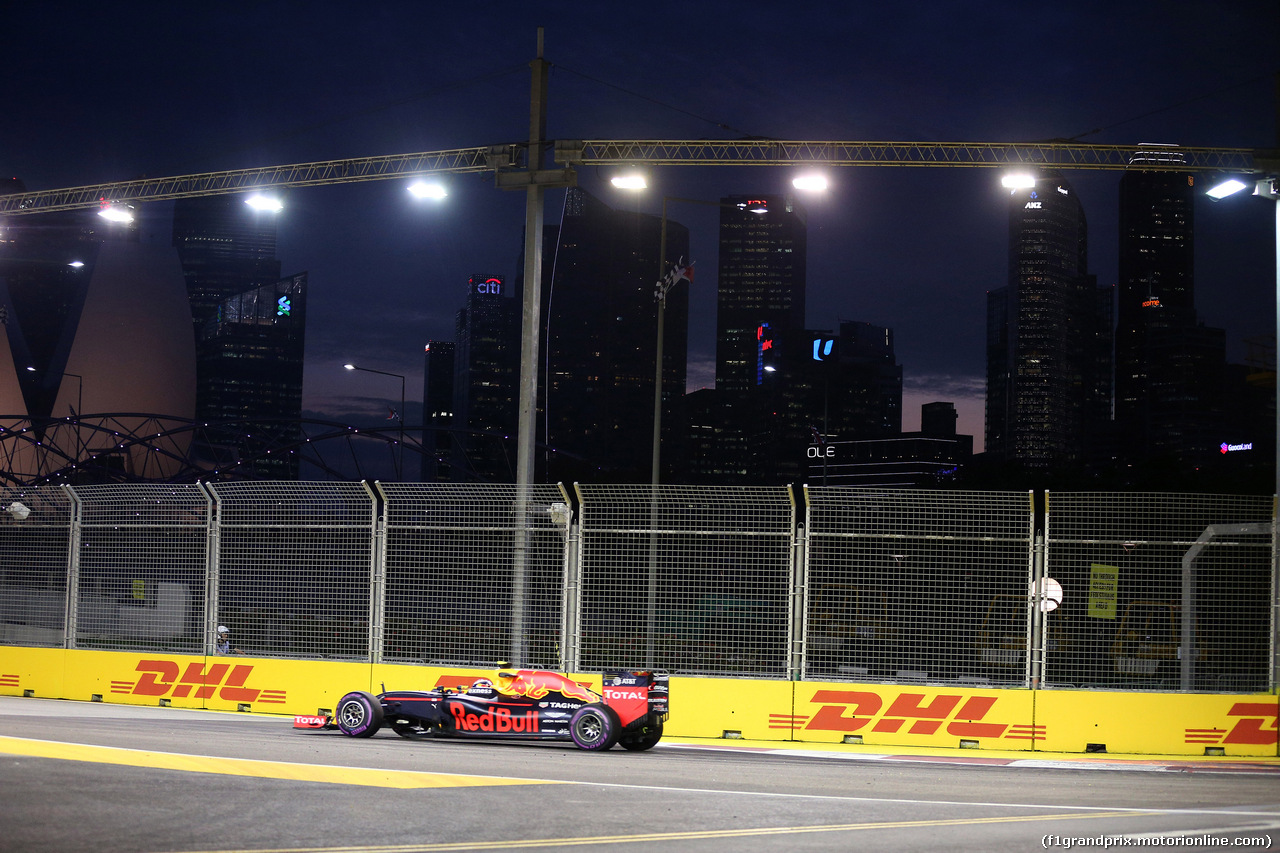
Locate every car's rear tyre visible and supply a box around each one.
[335,691,383,738]
[619,720,663,751]
[569,703,620,751]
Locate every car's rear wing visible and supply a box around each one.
[602,670,669,728]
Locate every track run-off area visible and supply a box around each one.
[2,697,1278,853]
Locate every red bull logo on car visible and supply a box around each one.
[448,702,540,733]
[499,670,596,701]
[432,670,597,702]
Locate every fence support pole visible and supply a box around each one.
[62,485,81,650]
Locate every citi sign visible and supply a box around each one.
[473,277,503,295]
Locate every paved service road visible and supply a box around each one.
[1,696,1277,852]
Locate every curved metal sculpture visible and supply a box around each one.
[0,414,513,485]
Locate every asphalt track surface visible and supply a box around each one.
[1,696,1277,853]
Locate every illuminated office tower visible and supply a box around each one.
[1115,150,1226,472]
[986,172,1112,472]
[537,187,689,482]
[700,194,807,484]
[173,195,281,329]
[452,275,520,482]
[194,274,307,479]
[715,195,808,395]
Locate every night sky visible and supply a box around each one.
[6,2,1278,452]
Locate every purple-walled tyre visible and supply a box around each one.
[569,703,620,751]
[335,691,384,738]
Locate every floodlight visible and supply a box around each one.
[408,180,447,200]
[1205,178,1249,200]
[1001,173,1037,189]
[96,203,135,223]
[792,174,828,192]
[244,194,283,212]
[610,173,647,190]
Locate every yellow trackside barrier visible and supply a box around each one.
[663,676,793,741]
[1034,689,1280,756]
[0,646,65,698]
[1,646,1276,757]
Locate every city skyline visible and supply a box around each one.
[5,4,1277,460]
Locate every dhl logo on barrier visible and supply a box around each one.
[110,659,286,704]
[771,689,1044,741]
[1185,703,1279,746]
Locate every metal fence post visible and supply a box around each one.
[791,504,808,682]
[62,484,81,650]
[200,481,219,657]
[366,481,384,665]
[558,495,580,673]
[1028,531,1044,689]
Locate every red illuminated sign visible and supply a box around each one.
[756,323,775,384]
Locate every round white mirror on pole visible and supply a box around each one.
[1032,577,1063,612]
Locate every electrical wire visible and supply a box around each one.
[552,63,757,138]
[1068,72,1274,141]
[186,63,530,170]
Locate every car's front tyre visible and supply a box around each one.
[569,703,620,751]
[335,691,383,738]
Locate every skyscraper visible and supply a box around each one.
[194,273,307,479]
[452,274,519,482]
[698,194,808,484]
[1115,150,1226,473]
[715,195,808,395]
[172,195,281,328]
[986,172,1112,473]
[420,340,455,482]
[809,321,903,442]
[538,187,689,482]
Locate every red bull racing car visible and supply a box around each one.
[294,668,669,751]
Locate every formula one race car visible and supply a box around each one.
[294,668,669,751]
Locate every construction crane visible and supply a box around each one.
[0,138,1264,216]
